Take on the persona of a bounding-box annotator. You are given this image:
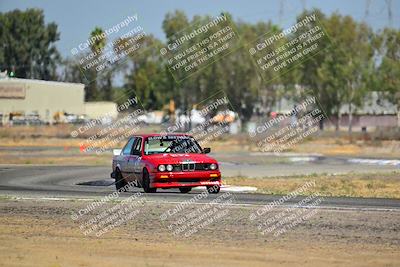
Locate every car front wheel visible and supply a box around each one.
[115,169,128,191]
[179,187,191,193]
[207,185,220,194]
[142,169,157,193]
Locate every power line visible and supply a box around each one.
[279,0,285,24]
[300,0,307,11]
[364,0,371,21]
[385,0,393,26]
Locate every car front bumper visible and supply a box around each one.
[151,171,221,188]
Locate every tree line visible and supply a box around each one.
[0,8,399,130]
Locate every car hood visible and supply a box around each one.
[144,153,217,164]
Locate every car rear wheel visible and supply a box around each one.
[207,185,220,194]
[115,169,128,192]
[142,169,157,193]
[179,187,191,193]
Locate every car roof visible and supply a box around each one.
[133,133,192,138]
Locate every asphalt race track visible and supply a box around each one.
[0,165,399,211]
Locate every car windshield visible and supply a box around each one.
[144,136,202,155]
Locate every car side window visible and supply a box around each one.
[131,138,142,156]
[122,137,136,155]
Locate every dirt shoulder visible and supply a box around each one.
[1,132,400,161]
[0,198,399,267]
[225,171,400,199]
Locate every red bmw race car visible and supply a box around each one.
[111,134,221,193]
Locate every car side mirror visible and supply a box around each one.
[203,147,211,154]
[131,150,142,156]
[113,149,122,156]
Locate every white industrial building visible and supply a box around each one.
[0,78,118,125]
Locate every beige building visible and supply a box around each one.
[84,102,118,121]
[0,78,84,124]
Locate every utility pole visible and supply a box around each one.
[279,0,285,24]
[385,0,393,26]
[300,0,307,11]
[364,0,371,21]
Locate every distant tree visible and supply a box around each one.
[59,58,85,83]
[0,8,60,80]
[341,20,374,135]
[162,10,189,40]
[121,35,167,110]
[224,19,282,122]
[160,11,280,122]
[375,28,400,127]
[89,27,106,54]
[295,10,374,133]
[162,10,190,110]
[85,27,106,101]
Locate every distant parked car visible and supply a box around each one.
[10,113,44,126]
[137,111,164,124]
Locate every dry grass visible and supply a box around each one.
[224,172,400,199]
[291,138,400,158]
[1,125,400,158]
[0,155,110,165]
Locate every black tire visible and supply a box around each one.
[179,187,191,193]
[207,185,220,194]
[115,169,128,191]
[142,169,157,193]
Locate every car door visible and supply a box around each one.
[132,137,143,176]
[120,137,136,179]
[125,137,143,182]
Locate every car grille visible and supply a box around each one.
[172,163,212,172]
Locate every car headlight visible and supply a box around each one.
[158,165,166,172]
[166,164,173,171]
[210,163,217,170]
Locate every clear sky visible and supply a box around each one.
[1,0,399,58]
